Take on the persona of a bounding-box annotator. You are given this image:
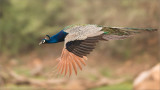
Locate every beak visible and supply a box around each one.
[39,41,42,45]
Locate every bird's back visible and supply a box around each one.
[63,24,103,42]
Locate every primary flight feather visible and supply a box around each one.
[39,24,157,76]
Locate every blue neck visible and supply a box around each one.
[46,30,68,43]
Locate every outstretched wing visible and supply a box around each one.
[56,25,157,76]
[66,35,102,57]
[56,25,103,76]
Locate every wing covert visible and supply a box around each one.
[66,35,101,57]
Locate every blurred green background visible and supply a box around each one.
[0,0,159,90]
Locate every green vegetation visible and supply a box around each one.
[100,68,113,77]
[13,67,31,77]
[0,0,63,55]
[4,84,36,90]
[92,82,132,90]
[1,0,158,57]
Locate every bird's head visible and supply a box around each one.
[39,30,68,45]
[39,35,51,45]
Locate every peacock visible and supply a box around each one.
[39,24,157,76]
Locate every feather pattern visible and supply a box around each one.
[64,25,103,43]
[56,48,87,76]
[66,35,102,57]
[101,27,157,40]
[40,24,157,77]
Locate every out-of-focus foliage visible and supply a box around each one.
[0,0,159,57]
[0,0,64,55]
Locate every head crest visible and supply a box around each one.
[45,35,50,40]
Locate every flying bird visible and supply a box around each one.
[39,24,157,76]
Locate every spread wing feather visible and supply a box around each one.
[66,35,101,57]
[56,35,102,76]
[55,25,157,76]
